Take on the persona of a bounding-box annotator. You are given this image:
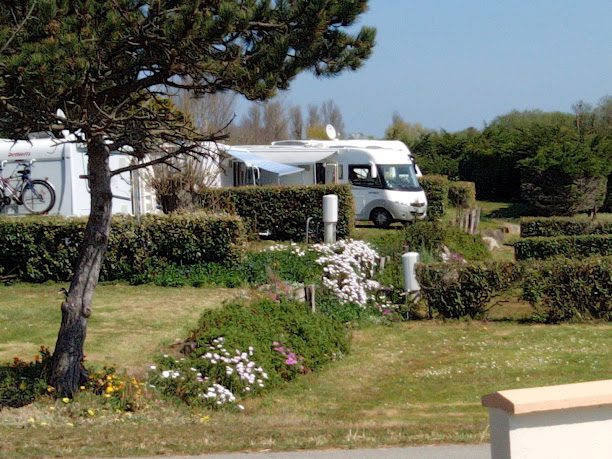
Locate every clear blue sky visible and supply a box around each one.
[241,0,612,138]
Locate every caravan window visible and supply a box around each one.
[348,165,382,188]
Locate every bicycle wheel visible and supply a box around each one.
[20,180,56,214]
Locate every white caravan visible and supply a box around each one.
[221,140,427,227]
[0,136,156,217]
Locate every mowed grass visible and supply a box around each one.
[1,282,610,458]
[0,282,239,374]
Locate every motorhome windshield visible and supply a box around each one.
[379,164,421,190]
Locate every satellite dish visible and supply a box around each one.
[56,109,66,122]
[325,124,337,140]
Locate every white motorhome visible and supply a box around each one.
[0,136,156,217]
[221,139,427,227]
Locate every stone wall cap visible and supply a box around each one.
[481,379,612,415]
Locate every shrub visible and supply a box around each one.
[448,181,476,208]
[520,217,612,237]
[0,213,246,282]
[519,138,609,216]
[514,234,612,260]
[416,262,519,319]
[149,298,349,408]
[194,184,354,241]
[419,175,449,220]
[522,257,611,322]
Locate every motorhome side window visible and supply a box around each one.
[348,165,382,188]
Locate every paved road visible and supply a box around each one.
[124,444,490,459]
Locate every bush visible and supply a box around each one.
[417,262,519,319]
[514,234,612,260]
[520,217,612,237]
[0,213,246,282]
[448,181,476,208]
[149,298,349,407]
[522,257,611,322]
[519,138,609,216]
[194,184,355,241]
[419,175,449,220]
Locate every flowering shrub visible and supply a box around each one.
[272,341,305,379]
[150,297,349,408]
[312,239,381,307]
[149,338,268,410]
[85,367,146,412]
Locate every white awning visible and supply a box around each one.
[235,146,338,166]
[227,148,304,176]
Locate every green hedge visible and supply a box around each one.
[520,217,612,237]
[194,184,354,241]
[0,213,246,282]
[416,261,518,319]
[420,175,449,220]
[522,257,612,322]
[514,234,612,260]
[448,181,476,208]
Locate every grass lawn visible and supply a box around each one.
[1,283,610,458]
[0,283,239,374]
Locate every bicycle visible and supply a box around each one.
[0,160,56,214]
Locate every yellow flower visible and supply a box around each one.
[62,397,70,404]
[66,422,74,427]
[103,393,111,398]
[105,386,114,394]
[87,409,95,417]
[79,386,86,391]
[46,386,55,393]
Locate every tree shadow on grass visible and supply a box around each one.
[0,348,50,410]
[484,202,534,220]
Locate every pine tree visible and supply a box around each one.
[0,0,375,396]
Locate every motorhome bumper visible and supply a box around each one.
[389,201,427,221]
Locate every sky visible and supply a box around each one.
[239,0,611,138]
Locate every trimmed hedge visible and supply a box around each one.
[514,234,612,260]
[194,184,354,241]
[416,261,518,319]
[522,257,611,322]
[448,181,476,208]
[0,213,246,282]
[420,175,449,220]
[520,217,612,237]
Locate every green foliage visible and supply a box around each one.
[514,234,612,260]
[0,347,51,409]
[519,137,610,216]
[522,257,612,322]
[0,1,375,139]
[520,217,612,237]
[194,184,355,241]
[411,130,476,179]
[151,298,349,406]
[142,249,322,289]
[448,181,476,208]
[0,213,246,282]
[416,262,519,319]
[419,175,449,220]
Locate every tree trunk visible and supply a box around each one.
[48,136,113,397]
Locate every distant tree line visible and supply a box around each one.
[386,96,612,215]
[171,90,347,145]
